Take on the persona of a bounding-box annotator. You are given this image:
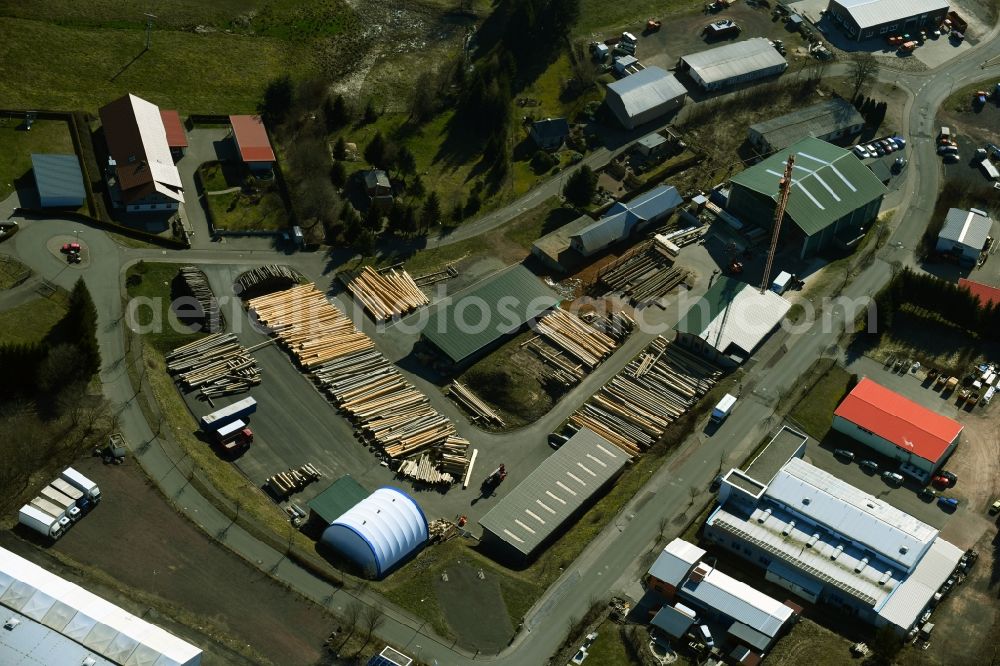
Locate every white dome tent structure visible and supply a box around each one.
[321,487,428,578]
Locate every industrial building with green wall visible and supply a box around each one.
[727,137,887,258]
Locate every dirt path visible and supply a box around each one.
[50,458,333,666]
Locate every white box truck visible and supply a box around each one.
[19,505,63,539]
[710,394,737,424]
[60,467,102,504]
[40,486,82,521]
[30,497,72,532]
[50,477,87,510]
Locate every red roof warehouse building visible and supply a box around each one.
[833,378,962,482]
[229,115,275,172]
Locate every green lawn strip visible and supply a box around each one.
[125,262,206,355]
[0,120,75,200]
[575,0,702,34]
[0,256,30,290]
[399,196,565,275]
[198,161,232,193]
[788,362,851,439]
[584,620,634,665]
[206,189,290,232]
[0,17,312,114]
[0,292,68,344]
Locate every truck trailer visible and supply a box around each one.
[40,486,82,521]
[18,505,63,539]
[50,477,88,510]
[213,419,253,454]
[30,498,71,534]
[60,467,102,503]
[710,394,737,423]
[201,397,257,430]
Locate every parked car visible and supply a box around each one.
[859,459,879,474]
[937,144,960,155]
[60,242,81,253]
[940,470,957,486]
[853,145,870,159]
[834,448,855,461]
[571,649,588,665]
[943,153,961,164]
[932,475,950,489]
[710,475,724,492]
[865,144,877,154]
[918,487,937,501]
[938,496,959,510]
[892,157,907,172]
[882,471,904,485]
[989,499,1000,515]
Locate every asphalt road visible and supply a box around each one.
[6,25,1000,663]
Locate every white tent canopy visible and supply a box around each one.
[0,547,201,666]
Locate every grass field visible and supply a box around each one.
[392,196,575,275]
[0,292,69,345]
[0,256,30,290]
[575,0,703,34]
[767,618,853,666]
[584,621,635,665]
[125,261,205,355]
[206,188,291,232]
[788,361,852,439]
[0,17,315,114]
[0,120,76,200]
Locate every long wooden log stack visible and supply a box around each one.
[535,308,618,369]
[166,333,262,397]
[568,336,722,456]
[235,264,302,297]
[248,282,468,482]
[448,382,505,427]
[267,463,323,497]
[597,242,688,305]
[247,284,374,368]
[177,266,224,332]
[345,265,429,322]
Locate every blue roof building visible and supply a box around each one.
[30,154,85,208]
[570,185,682,256]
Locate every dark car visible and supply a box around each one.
[938,497,959,510]
[918,487,937,501]
[710,475,724,492]
[833,448,855,461]
[859,459,879,474]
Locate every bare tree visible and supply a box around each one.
[359,605,385,652]
[848,53,879,100]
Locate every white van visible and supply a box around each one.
[699,624,714,646]
[710,394,737,423]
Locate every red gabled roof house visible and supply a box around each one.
[99,94,184,213]
[229,115,275,170]
[833,377,962,480]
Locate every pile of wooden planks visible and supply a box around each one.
[177,266,223,332]
[235,264,301,297]
[345,266,429,322]
[597,242,688,305]
[312,349,469,478]
[247,284,374,368]
[266,463,323,497]
[398,454,454,485]
[535,308,618,369]
[166,333,262,397]
[414,265,458,287]
[448,382,505,426]
[568,336,722,456]
[524,338,585,387]
[583,310,635,342]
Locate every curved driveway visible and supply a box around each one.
[5,27,1000,664]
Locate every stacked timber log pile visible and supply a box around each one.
[345,266,429,322]
[524,338,585,387]
[448,382,505,426]
[569,336,722,456]
[235,264,301,297]
[176,266,223,332]
[249,283,468,482]
[166,333,262,397]
[267,463,323,497]
[535,308,618,369]
[597,242,688,306]
[583,311,635,342]
[398,454,454,485]
[247,284,374,368]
